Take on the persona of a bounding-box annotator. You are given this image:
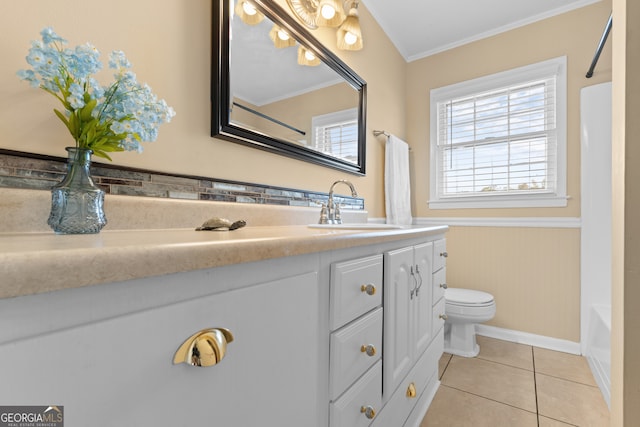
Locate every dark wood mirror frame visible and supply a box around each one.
[211,0,367,175]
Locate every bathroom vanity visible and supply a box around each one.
[0,223,447,426]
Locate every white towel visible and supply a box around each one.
[385,135,412,225]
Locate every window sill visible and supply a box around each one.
[428,194,569,209]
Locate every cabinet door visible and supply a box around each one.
[0,272,321,427]
[414,242,434,358]
[383,247,414,401]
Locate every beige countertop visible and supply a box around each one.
[0,225,448,300]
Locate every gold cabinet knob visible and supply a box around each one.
[361,283,376,295]
[360,405,376,419]
[440,251,448,258]
[439,314,448,320]
[440,282,448,289]
[360,344,377,357]
[173,328,234,367]
[406,382,417,398]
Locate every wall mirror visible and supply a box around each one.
[212,0,367,175]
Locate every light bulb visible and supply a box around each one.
[320,4,336,20]
[305,50,316,61]
[344,31,358,45]
[242,1,257,15]
[277,29,290,41]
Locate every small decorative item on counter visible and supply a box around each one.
[47,147,107,234]
[196,217,247,231]
[17,27,175,234]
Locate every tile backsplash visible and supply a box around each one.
[0,150,364,210]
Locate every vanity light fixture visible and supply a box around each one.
[297,46,321,66]
[336,2,362,51]
[269,24,297,48]
[287,0,363,51]
[316,0,345,27]
[235,0,264,25]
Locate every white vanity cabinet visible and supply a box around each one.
[372,241,444,427]
[0,260,324,427]
[0,226,448,427]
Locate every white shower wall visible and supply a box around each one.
[580,81,612,407]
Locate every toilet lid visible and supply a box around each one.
[445,288,494,305]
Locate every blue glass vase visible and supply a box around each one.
[48,147,107,234]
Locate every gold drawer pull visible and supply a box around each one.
[173,327,234,367]
[439,314,448,320]
[360,284,376,296]
[360,405,376,419]
[406,382,417,398]
[360,344,377,357]
[440,251,448,258]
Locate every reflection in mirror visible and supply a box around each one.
[212,0,367,174]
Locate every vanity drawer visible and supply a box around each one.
[433,297,446,336]
[330,360,382,427]
[432,267,447,303]
[330,254,383,330]
[330,307,383,399]
[433,239,447,272]
[371,329,443,427]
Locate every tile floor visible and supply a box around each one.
[421,336,610,427]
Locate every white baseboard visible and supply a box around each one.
[476,324,582,355]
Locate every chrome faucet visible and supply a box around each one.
[319,180,358,224]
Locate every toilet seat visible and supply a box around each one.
[445,288,494,306]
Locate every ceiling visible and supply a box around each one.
[361,0,602,62]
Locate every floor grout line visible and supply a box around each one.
[534,370,602,388]
[532,345,540,426]
[439,383,539,416]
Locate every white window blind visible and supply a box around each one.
[430,57,567,209]
[311,108,358,164]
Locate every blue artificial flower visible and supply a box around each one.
[67,83,85,109]
[16,69,39,87]
[40,27,66,45]
[108,50,131,70]
[17,28,175,160]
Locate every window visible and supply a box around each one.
[429,57,567,209]
[311,108,358,164]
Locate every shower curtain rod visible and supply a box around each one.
[586,12,612,78]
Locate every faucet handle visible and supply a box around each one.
[318,203,329,224]
[334,203,342,224]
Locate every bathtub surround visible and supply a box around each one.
[580,82,612,408]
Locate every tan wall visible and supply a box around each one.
[611,0,640,424]
[446,226,581,341]
[0,0,405,217]
[405,1,612,343]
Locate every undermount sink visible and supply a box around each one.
[308,223,405,230]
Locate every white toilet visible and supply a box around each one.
[443,288,496,357]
